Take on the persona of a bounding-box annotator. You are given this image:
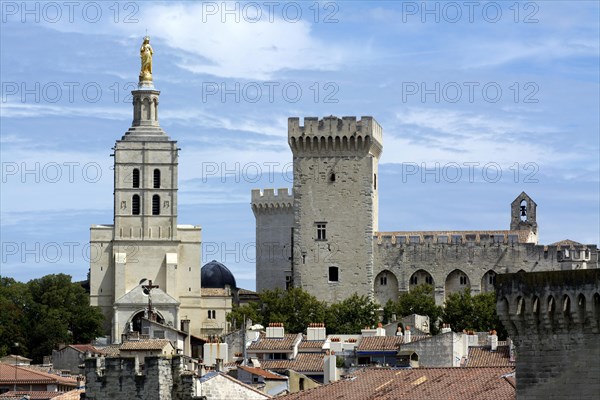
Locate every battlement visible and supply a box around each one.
[288,116,383,157]
[374,230,531,246]
[251,188,294,213]
[497,269,600,336]
[495,269,600,399]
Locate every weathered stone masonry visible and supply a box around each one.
[253,116,598,305]
[496,270,600,400]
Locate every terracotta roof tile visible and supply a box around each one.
[238,365,287,380]
[52,389,86,400]
[69,344,104,355]
[248,333,300,351]
[278,367,515,399]
[0,391,63,399]
[259,353,324,373]
[119,339,173,351]
[298,340,324,351]
[0,364,78,387]
[466,346,515,367]
[549,239,583,247]
[357,336,427,352]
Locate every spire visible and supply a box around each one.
[121,37,169,141]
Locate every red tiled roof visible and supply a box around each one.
[259,353,324,373]
[52,389,85,400]
[357,336,427,352]
[278,367,516,399]
[0,392,62,399]
[248,333,300,351]
[0,364,78,387]
[466,346,515,367]
[298,340,324,351]
[120,339,173,351]
[549,239,583,247]
[238,365,287,380]
[69,344,104,355]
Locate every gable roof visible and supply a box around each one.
[238,365,288,380]
[0,364,78,387]
[259,353,324,373]
[357,335,427,352]
[549,239,583,247]
[69,344,104,355]
[247,333,301,352]
[114,284,179,306]
[278,367,515,399]
[119,339,174,351]
[466,346,515,367]
[200,372,271,398]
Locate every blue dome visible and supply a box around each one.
[201,260,237,289]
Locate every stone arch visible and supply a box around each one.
[532,295,540,325]
[481,270,497,292]
[445,269,470,297]
[126,309,165,334]
[516,296,525,316]
[577,293,586,324]
[374,270,399,305]
[409,269,434,291]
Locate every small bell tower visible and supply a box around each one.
[511,192,538,243]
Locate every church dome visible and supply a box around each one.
[201,260,237,289]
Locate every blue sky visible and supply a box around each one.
[1,1,599,290]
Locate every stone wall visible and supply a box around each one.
[252,188,294,292]
[400,332,467,367]
[84,356,195,400]
[496,269,600,400]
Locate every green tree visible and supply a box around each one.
[227,288,327,333]
[325,293,379,334]
[383,284,442,334]
[227,302,262,330]
[0,274,104,362]
[0,278,32,357]
[442,288,507,339]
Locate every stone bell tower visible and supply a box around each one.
[510,191,538,244]
[90,38,202,342]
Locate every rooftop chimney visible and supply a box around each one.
[323,351,338,384]
[266,322,285,339]
[215,358,223,372]
[307,323,326,341]
[441,323,452,334]
[404,326,411,343]
[488,330,498,351]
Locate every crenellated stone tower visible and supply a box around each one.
[496,270,600,399]
[251,188,294,292]
[90,38,202,342]
[289,116,383,303]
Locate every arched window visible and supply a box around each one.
[132,168,140,188]
[153,169,161,188]
[132,195,140,215]
[328,266,339,282]
[152,195,160,215]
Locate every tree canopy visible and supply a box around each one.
[0,274,104,362]
[442,288,507,339]
[227,289,378,334]
[383,284,442,334]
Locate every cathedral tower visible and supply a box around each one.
[90,38,202,342]
[289,116,383,303]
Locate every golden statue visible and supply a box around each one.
[139,36,153,82]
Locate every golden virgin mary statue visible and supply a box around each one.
[139,36,153,82]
